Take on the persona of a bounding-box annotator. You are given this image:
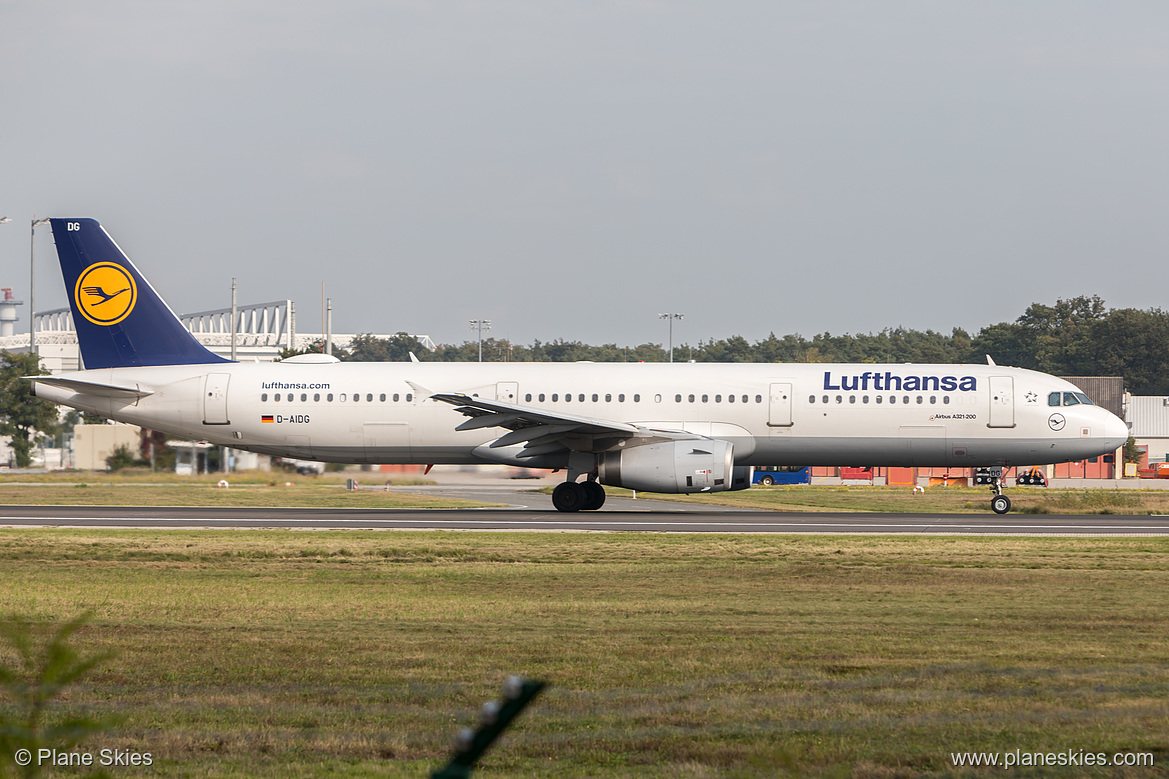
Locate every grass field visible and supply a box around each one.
[0,530,1166,777]
[0,483,494,509]
[542,483,1169,515]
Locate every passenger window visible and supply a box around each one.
[903,396,909,404]
[916,396,923,404]
[262,393,268,401]
[379,393,385,402]
[592,394,599,402]
[728,394,735,403]
[808,395,815,404]
[943,396,950,405]
[1048,392,1061,407]
[929,395,936,404]
[876,395,883,404]
[702,394,709,403]
[539,393,546,402]
[552,393,559,402]
[525,393,532,402]
[1062,392,1080,406]
[327,393,334,402]
[565,394,572,402]
[301,393,307,402]
[836,395,842,403]
[353,394,360,403]
[393,393,400,402]
[605,394,611,402]
[340,394,347,402]
[274,393,281,402]
[618,394,625,402]
[715,394,722,403]
[314,393,320,402]
[688,394,695,403]
[755,395,762,403]
[579,394,585,402]
[849,395,856,404]
[822,395,828,404]
[676,394,682,402]
[406,393,413,402]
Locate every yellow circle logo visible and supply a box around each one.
[75,263,137,326]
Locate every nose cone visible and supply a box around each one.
[1104,412,1129,445]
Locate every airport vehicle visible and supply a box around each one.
[752,466,811,486]
[29,219,1129,514]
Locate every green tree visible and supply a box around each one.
[0,353,60,468]
[277,339,349,361]
[345,333,428,362]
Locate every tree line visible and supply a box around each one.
[286,296,1169,395]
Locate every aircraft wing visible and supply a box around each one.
[430,392,699,458]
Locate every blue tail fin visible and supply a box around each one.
[50,218,230,369]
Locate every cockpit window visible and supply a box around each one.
[1074,392,1094,405]
[1054,391,1095,407]
[1048,392,1061,407]
[1062,392,1080,406]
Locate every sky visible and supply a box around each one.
[2,1,1168,349]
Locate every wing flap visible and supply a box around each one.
[431,392,705,458]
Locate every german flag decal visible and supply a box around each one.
[261,415,274,423]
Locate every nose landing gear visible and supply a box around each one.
[975,467,1012,514]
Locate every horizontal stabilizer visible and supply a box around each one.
[28,376,153,399]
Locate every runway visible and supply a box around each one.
[3,503,1169,535]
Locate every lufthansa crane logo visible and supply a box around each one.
[74,263,137,326]
[1048,413,1066,432]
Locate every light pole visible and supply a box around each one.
[30,217,51,355]
[469,319,491,362]
[658,313,684,363]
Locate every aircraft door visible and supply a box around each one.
[496,382,519,403]
[988,376,1015,428]
[767,383,793,427]
[203,373,230,425]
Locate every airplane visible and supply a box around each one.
[28,218,1129,514]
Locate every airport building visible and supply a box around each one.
[0,297,435,371]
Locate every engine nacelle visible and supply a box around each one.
[598,440,750,493]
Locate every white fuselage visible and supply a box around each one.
[35,361,1129,470]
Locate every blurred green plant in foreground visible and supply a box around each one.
[0,612,113,778]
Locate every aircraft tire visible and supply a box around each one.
[581,481,606,511]
[990,495,1011,515]
[552,482,586,513]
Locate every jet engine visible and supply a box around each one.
[597,440,752,493]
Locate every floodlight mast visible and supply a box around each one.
[29,217,51,355]
[469,319,491,362]
[658,312,684,363]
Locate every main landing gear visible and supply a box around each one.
[551,479,606,512]
[975,467,1012,514]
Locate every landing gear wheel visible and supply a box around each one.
[552,482,587,513]
[581,481,606,511]
[990,494,1011,515]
